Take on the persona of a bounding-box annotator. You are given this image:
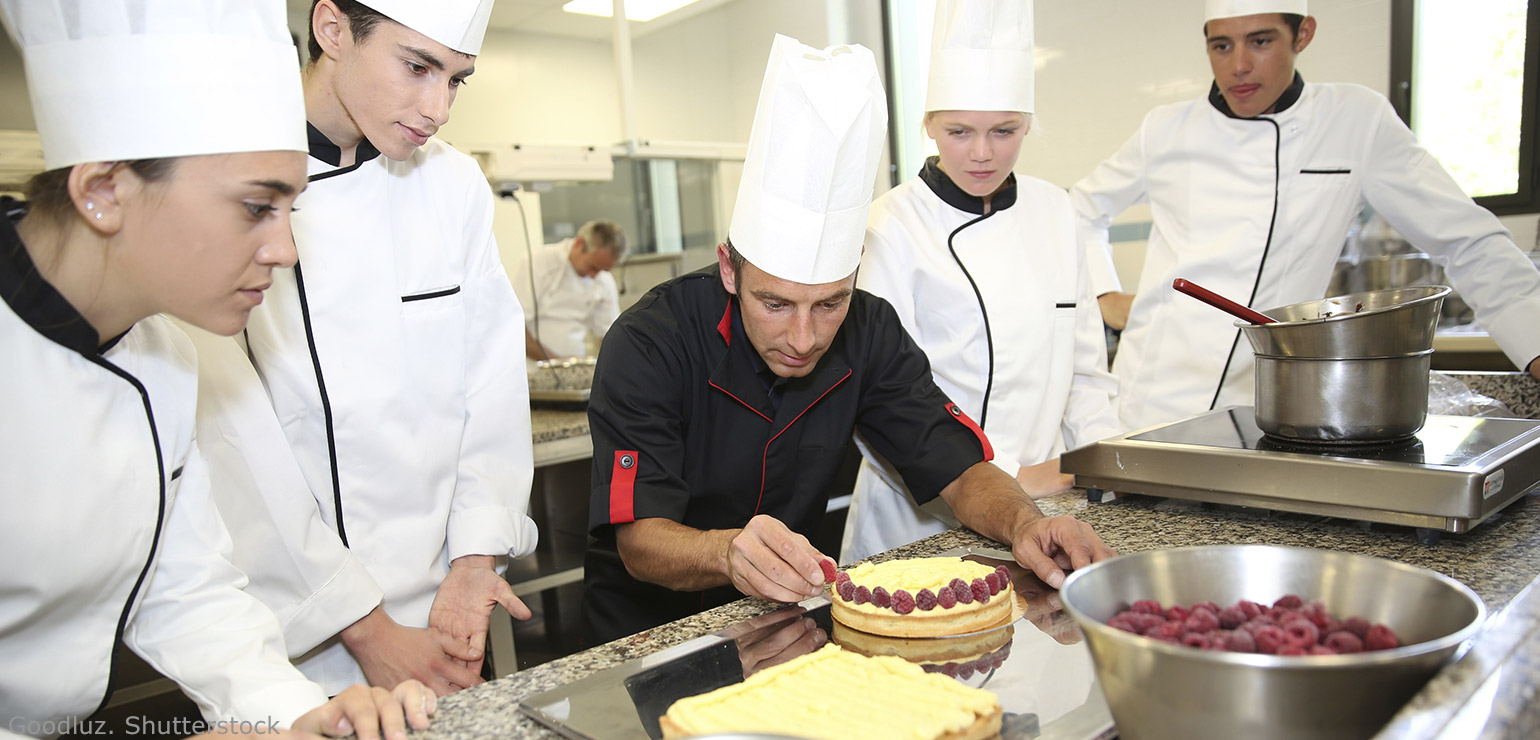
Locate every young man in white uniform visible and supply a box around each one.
[513,219,625,362]
[189,0,537,695]
[0,2,431,737]
[842,0,1121,563]
[1072,0,1540,432]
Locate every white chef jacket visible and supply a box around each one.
[511,239,620,359]
[190,129,539,693]
[1072,76,1540,432]
[841,160,1122,563]
[0,208,326,737]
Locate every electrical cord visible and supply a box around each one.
[508,187,563,389]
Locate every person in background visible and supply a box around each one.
[1072,0,1540,433]
[581,34,1113,645]
[841,0,1121,564]
[0,1,431,737]
[513,219,626,362]
[186,0,538,696]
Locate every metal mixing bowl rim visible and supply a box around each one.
[1251,349,1435,361]
[1059,544,1487,670]
[1232,285,1452,330]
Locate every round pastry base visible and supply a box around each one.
[832,620,1015,665]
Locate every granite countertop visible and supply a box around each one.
[418,372,1540,739]
[530,408,589,445]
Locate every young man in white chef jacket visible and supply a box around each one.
[1072,0,1540,433]
[513,219,626,362]
[841,0,1121,563]
[188,0,538,696]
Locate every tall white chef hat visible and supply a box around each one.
[364,0,495,56]
[0,0,306,172]
[925,0,1035,114]
[728,34,888,285]
[1205,0,1308,22]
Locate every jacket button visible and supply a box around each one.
[949,406,961,416]
[620,454,635,469]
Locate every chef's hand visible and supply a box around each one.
[341,605,484,696]
[1097,291,1135,331]
[726,514,828,603]
[1527,356,1539,381]
[1009,515,1115,590]
[288,681,435,740]
[1015,458,1074,499]
[429,554,530,679]
[734,607,827,678]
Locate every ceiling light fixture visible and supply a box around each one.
[561,0,702,22]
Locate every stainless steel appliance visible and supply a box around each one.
[1062,407,1540,545]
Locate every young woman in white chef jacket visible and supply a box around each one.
[0,2,431,738]
[841,0,1121,563]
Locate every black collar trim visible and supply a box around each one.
[1208,72,1305,119]
[0,198,110,354]
[306,122,383,170]
[918,156,1017,215]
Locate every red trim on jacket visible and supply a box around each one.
[609,450,639,524]
[717,302,733,345]
[753,369,853,514]
[946,403,994,462]
[709,380,773,423]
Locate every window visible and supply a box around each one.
[1392,0,1540,213]
[536,157,722,255]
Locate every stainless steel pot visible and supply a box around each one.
[1237,286,1450,359]
[1253,350,1433,442]
[1059,545,1485,740]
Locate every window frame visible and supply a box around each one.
[1390,0,1540,215]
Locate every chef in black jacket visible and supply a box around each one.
[581,34,1114,644]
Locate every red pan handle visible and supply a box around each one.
[1172,278,1277,325]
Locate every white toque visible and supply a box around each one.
[925,0,1035,115]
[1204,0,1308,22]
[363,0,495,55]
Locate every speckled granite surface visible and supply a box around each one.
[415,373,1540,739]
[530,408,588,445]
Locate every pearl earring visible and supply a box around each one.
[85,202,94,211]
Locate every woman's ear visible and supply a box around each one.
[66,162,128,236]
[311,0,350,63]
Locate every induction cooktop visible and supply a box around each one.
[517,548,1114,740]
[1062,406,1540,544]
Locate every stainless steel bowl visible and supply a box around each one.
[1237,286,1450,359]
[1253,350,1433,442]
[1060,545,1485,740]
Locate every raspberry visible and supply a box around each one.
[922,664,942,673]
[1301,602,1331,629]
[891,589,915,615]
[1180,633,1211,649]
[971,579,990,602]
[819,559,837,583]
[939,662,959,677]
[1136,613,1168,632]
[854,585,871,605]
[1253,625,1286,654]
[990,651,1007,669]
[954,582,974,605]
[984,573,1002,595]
[1238,600,1264,620]
[1342,616,1371,638]
[1225,629,1257,653]
[1142,624,1166,638]
[835,571,851,586]
[1165,604,1190,623]
[1365,624,1400,651]
[1243,614,1278,633]
[872,586,892,608]
[1277,644,1308,656]
[1196,601,1221,615]
[1131,599,1164,615]
[1274,594,1304,610]
[1183,608,1220,635]
[916,588,937,611]
[1309,644,1337,656]
[1108,616,1140,633]
[994,565,1011,583]
[837,580,856,602]
[1155,621,1184,640]
[958,663,975,680]
[1218,606,1247,629]
[1324,631,1364,653]
[937,586,958,609]
[949,578,968,592]
[1283,619,1320,649]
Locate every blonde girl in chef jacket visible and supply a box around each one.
[841,0,1122,563]
[0,1,432,738]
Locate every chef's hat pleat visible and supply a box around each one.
[925,0,1035,114]
[0,0,306,171]
[363,0,494,55]
[728,34,888,285]
[1205,0,1309,22]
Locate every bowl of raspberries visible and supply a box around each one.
[1059,545,1485,740]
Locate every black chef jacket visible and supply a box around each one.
[581,264,994,644]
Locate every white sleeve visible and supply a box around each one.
[1360,98,1540,373]
[589,271,622,342]
[1069,120,1153,297]
[448,183,540,562]
[183,327,384,656]
[123,446,328,727]
[1062,245,1125,447]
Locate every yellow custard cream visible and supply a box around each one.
[663,644,999,740]
[839,557,1002,615]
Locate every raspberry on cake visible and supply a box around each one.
[659,644,1002,740]
[830,557,1015,638]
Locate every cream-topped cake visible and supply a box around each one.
[831,556,1015,637]
[659,644,1002,740]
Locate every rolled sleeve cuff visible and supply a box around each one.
[990,454,1022,481]
[280,555,385,657]
[227,680,330,730]
[1483,300,1540,374]
[448,507,540,561]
